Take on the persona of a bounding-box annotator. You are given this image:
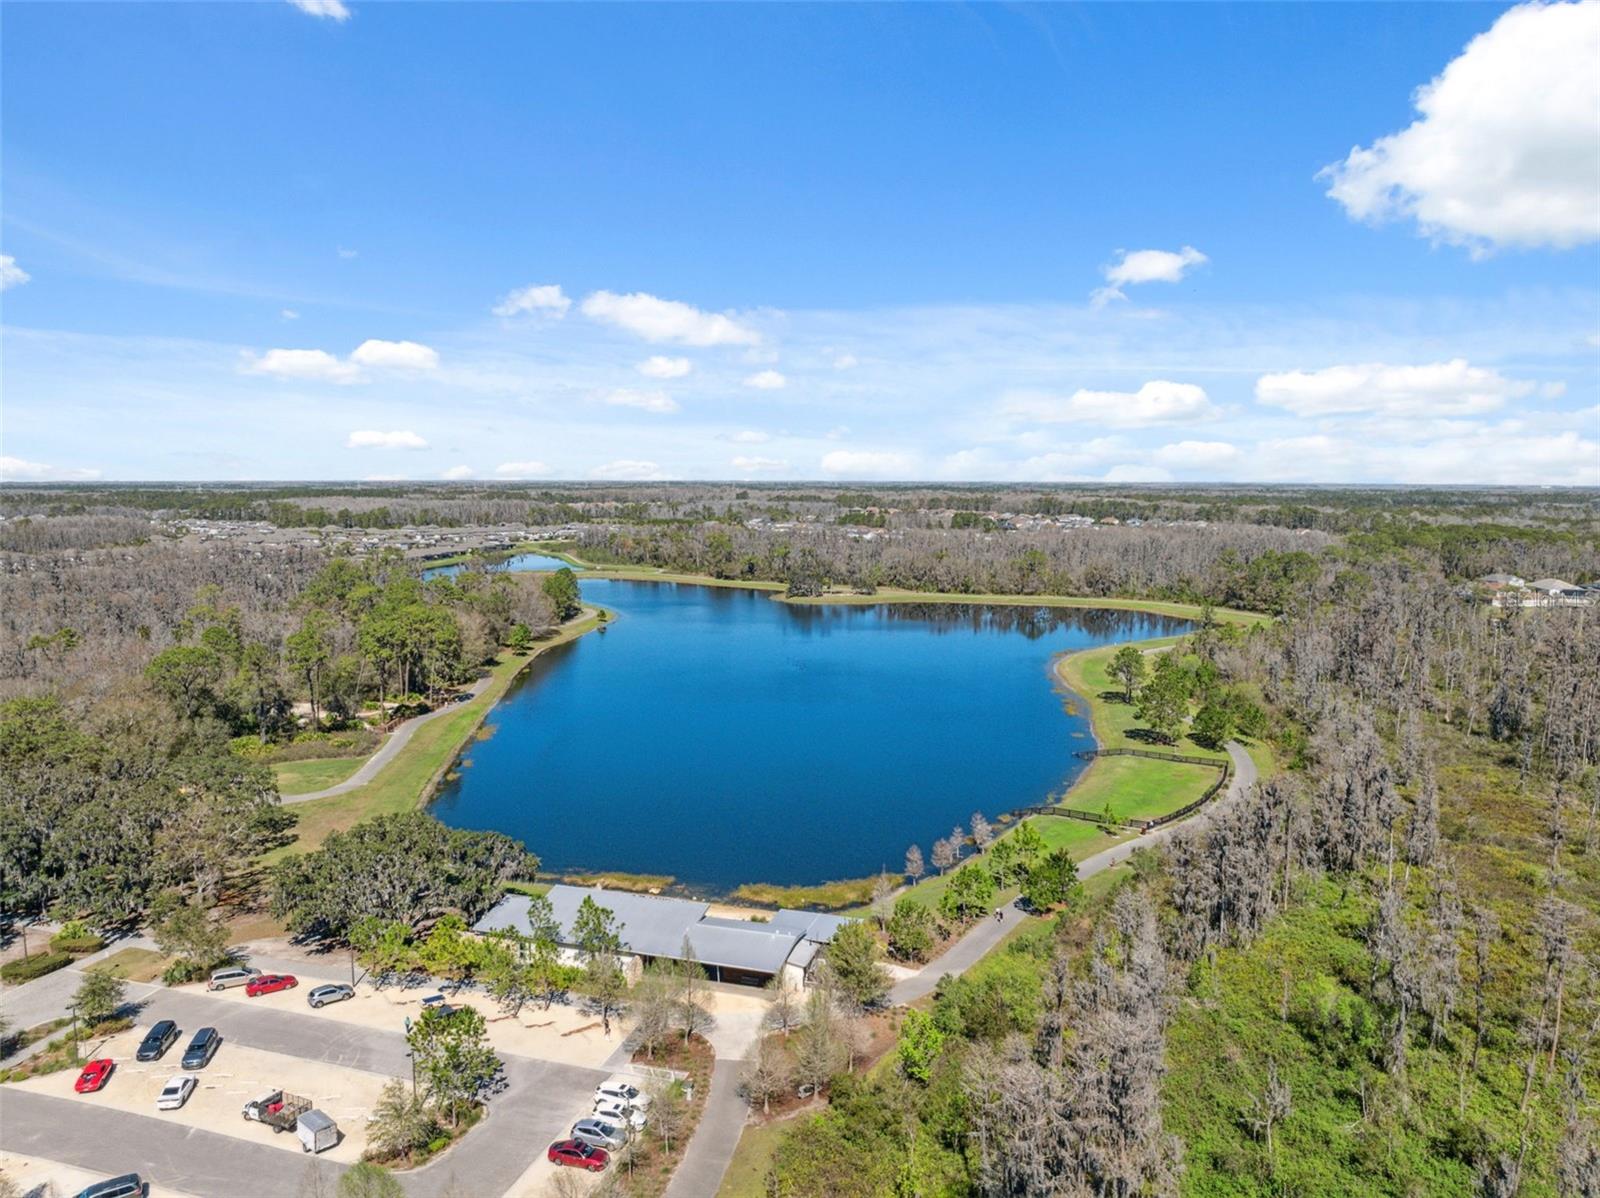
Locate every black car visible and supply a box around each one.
[135,1020,178,1062]
[73,1173,147,1198]
[180,1025,221,1069]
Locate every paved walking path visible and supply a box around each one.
[283,608,598,804]
[663,1058,750,1198]
[890,740,1257,1006]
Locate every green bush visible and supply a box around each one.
[51,933,106,955]
[1,951,73,983]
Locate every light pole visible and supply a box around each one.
[406,1049,416,1097]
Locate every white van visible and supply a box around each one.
[207,966,261,991]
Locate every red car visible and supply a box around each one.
[548,1138,609,1172]
[245,973,298,997]
[74,1057,115,1093]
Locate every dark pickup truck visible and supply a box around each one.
[242,1089,311,1133]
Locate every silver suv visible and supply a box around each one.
[206,966,261,991]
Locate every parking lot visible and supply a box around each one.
[194,972,625,1070]
[10,1023,390,1164]
[0,969,613,1197]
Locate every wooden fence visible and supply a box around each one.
[1016,746,1231,833]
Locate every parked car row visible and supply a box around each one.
[547,1074,654,1173]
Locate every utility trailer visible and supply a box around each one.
[242,1089,311,1134]
[297,1108,340,1154]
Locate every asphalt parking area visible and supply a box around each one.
[9,1024,394,1164]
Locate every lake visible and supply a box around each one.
[429,579,1190,894]
[424,551,580,579]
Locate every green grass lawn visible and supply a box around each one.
[92,947,167,983]
[1056,642,1230,762]
[1062,754,1219,821]
[262,611,602,863]
[273,756,366,796]
[718,1117,793,1198]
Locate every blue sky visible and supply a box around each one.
[2,1,1596,484]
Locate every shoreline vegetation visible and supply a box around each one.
[270,557,1270,908]
[262,607,604,861]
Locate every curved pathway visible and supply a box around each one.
[890,740,1256,1003]
[283,609,599,804]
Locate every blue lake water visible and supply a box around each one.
[429,579,1189,894]
[425,552,580,579]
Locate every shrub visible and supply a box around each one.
[1,952,73,983]
[51,931,106,955]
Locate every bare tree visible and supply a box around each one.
[904,843,925,882]
[970,811,993,854]
[1246,1059,1292,1168]
[870,871,895,931]
[764,973,802,1036]
[741,1036,792,1115]
[931,836,957,876]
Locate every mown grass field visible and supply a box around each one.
[273,756,365,796]
[261,610,602,863]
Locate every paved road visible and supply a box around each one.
[891,740,1257,1005]
[0,971,606,1197]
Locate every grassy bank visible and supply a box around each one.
[263,610,603,862]
[731,877,882,911]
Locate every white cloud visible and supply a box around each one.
[280,309,299,321]
[0,255,31,291]
[495,461,549,478]
[1093,246,1207,305]
[731,456,789,474]
[1255,359,1536,417]
[290,0,350,18]
[1321,0,1600,253]
[1151,440,1242,470]
[1253,425,1599,485]
[635,355,692,379]
[591,459,666,480]
[244,348,361,384]
[596,388,679,414]
[349,338,439,371]
[493,284,571,319]
[743,369,787,390]
[441,465,475,480]
[1003,380,1217,427]
[833,354,858,370]
[730,429,771,444]
[581,290,760,346]
[0,455,101,481]
[1104,464,1174,483]
[337,246,358,259]
[820,449,915,478]
[346,429,428,450]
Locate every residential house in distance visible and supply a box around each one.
[473,885,852,989]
